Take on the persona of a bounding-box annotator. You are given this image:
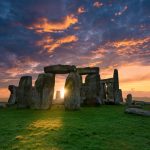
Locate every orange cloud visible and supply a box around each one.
[77,6,86,14]
[111,37,150,56]
[37,35,78,53]
[28,14,78,33]
[113,37,150,48]
[89,61,102,67]
[93,1,103,8]
[92,48,107,58]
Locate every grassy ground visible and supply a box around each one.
[0,105,150,150]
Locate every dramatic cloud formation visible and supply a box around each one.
[0,0,150,100]
[28,15,78,33]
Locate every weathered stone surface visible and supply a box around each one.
[44,64,76,74]
[8,85,17,105]
[115,89,123,104]
[31,73,55,109]
[106,83,114,100]
[113,69,119,102]
[80,83,87,105]
[17,76,32,108]
[113,69,119,91]
[126,94,133,106]
[64,72,81,110]
[77,67,99,75]
[100,81,106,102]
[127,105,142,109]
[84,74,102,106]
[133,100,145,106]
[125,108,150,116]
[100,78,114,103]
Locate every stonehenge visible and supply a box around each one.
[7,64,123,110]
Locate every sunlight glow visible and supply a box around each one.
[60,88,67,99]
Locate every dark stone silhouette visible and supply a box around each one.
[113,69,119,103]
[31,73,55,109]
[8,85,17,105]
[115,89,123,104]
[44,64,76,74]
[84,73,102,106]
[77,67,99,75]
[64,72,81,110]
[17,76,32,108]
[126,94,133,106]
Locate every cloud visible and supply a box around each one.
[27,14,78,33]
[115,5,128,16]
[37,35,78,53]
[112,37,150,48]
[77,6,86,14]
[112,37,150,56]
[93,1,103,8]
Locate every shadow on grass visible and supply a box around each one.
[0,105,150,150]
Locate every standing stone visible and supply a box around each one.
[64,72,81,110]
[80,83,87,105]
[126,94,133,106]
[100,82,106,102]
[115,89,123,104]
[106,83,114,100]
[113,69,119,90]
[113,69,119,103]
[31,73,55,109]
[17,76,32,108]
[8,85,17,105]
[84,74,102,106]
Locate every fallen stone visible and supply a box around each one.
[125,108,150,116]
[17,76,32,108]
[133,100,145,106]
[64,72,81,110]
[127,105,142,109]
[44,64,76,74]
[77,67,99,75]
[31,73,55,109]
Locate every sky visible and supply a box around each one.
[0,0,150,101]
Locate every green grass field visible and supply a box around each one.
[0,105,150,150]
